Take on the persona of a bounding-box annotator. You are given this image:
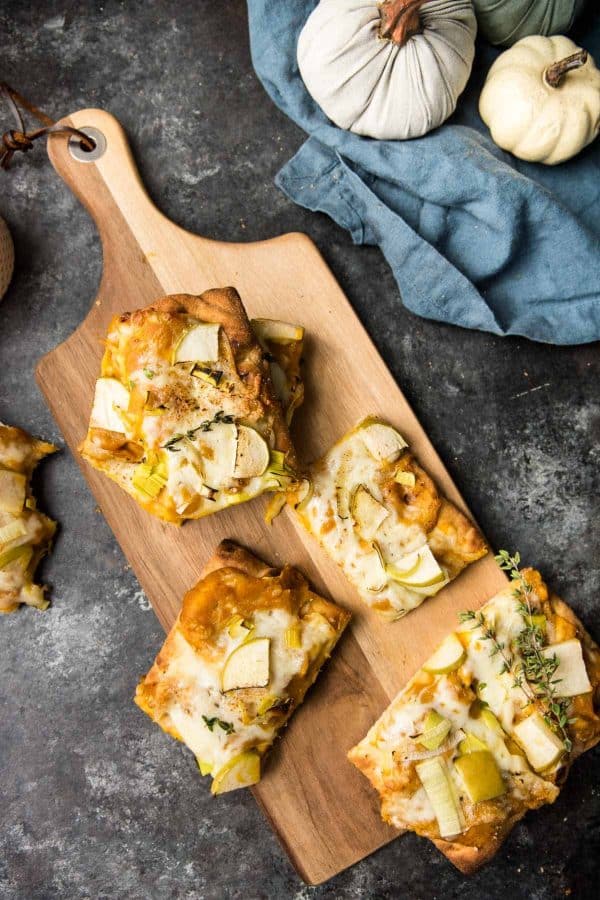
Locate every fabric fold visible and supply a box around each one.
[248,1,600,345]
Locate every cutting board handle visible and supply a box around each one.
[47,107,190,258]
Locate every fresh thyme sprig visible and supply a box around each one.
[162,410,235,451]
[495,550,572,752]
[459,551,573,753]
[458,609,514,675]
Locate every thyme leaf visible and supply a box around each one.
[202,715,235,735]
[162,410,235,451]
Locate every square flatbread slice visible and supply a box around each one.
[289,417,487,619]
[348,568,600,873]
[135,540,350,794]
[0,423,57,612]
[80,289,303,524]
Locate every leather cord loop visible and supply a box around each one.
[0,82,95,170]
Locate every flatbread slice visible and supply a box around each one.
[80,289,303,524]
[135,540,350,794]
[289,417,487,618]
[349,567,600,873]
[0,423,57,612]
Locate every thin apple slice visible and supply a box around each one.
[351,485,389,539]
[423,633,466,675]
[211,750,261,794]
[454,750,506,803]
[392,546,445,589]
[251,318,304,344]
[195,422,237,488]
[90,377,130,433]
[480,709,504,736]
[386,548,424,584]
[234,426,270,479]
[174,323,220,363]
[513,712,565,771]
[0,469,27,514]
[358,421,408,462]
[222,637,270,691]
[458,732,489,754]
[540,639,591,698]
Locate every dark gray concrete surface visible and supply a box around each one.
[0,2,598,898]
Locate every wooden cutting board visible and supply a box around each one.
[36,109,507,885]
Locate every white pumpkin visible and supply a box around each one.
[297,0,477,140]
[479,35,600,165]
[0,216,14,301]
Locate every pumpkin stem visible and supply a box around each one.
[379,0,426,46]
[544,49,588,88]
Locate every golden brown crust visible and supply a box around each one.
[200,539,278,580]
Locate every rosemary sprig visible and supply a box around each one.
[162,410,235,451]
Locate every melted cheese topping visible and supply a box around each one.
[136,565,349,783]
[348,575,595,844]
[297,425,444,618]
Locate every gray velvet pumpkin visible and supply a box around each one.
[473,0,587,47]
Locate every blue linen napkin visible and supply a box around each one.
[247,2,600,344]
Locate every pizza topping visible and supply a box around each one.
[227,614,254,641]
[458,731,488,754]
[0,518,28,545]
[416,757,464,839]
[210,750,261,795]
[0,469,27,514]
[387,545,446,591]
[454,750,506,803]
[351,484,388,539]
[423,634,466,675]
[173,322,220,364]
[394,470,416,487]
[251,318,304,344]
[417,710,452,751]
[513,712,565,772]
[221,637,271,691]
[233,426,270,479]
[90,377,130,433]
[358,420,408,462]
[540,639,591,698]
[355,542,388,593]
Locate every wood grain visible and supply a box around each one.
[36,109,507,884]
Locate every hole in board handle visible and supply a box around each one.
[68,126,106,163]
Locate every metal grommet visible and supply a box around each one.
[68,126,106,163]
